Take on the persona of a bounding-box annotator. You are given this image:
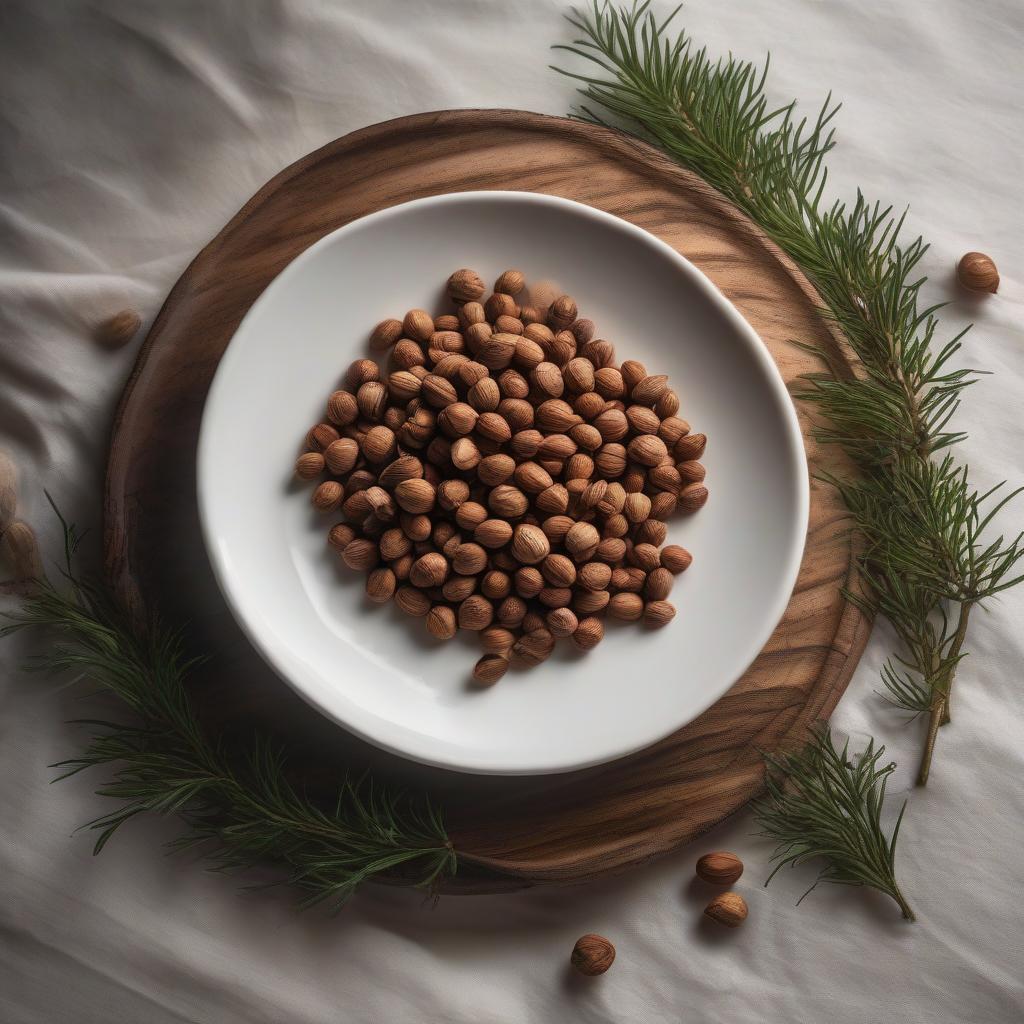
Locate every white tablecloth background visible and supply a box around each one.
[2,2,1023,1021]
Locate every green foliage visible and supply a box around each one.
[754,726,914,920]
[553,1,1024,784]
[1,510,455,906]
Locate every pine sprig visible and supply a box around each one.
[754,726,914,920]
[1,511,455,906]
[553,2,1024,784]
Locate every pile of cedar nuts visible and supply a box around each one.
[295,269,708,686]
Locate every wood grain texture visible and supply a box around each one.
[103,110,869,890]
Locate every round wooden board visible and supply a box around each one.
[104,110,868,890]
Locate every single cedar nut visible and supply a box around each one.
[402,308,434,343]
[307,422,340,452]
[437,478,470,511]
[95,309,142,347]
[536,398,580,433]
[391,339,426,370]
[608,592,644,621]
[453,542,488,576]
[362,425,397,463]
[458,594,494,631]
[538,433,577,459]
[593,409,629,442]
[570,934,615,976]
[626,404,661,435]
[507,430,540,461]
[623,491,652,524]
[956,251,999,293]
[661,544,693,573]
[513,566,543,598]
[572,617,604,650]
[620,359,647,391]
[696,851,744,885]
[675,432,707,461]
[578,561,612,591]
[410,552,449,588]
[295,452,325,479]
[678,460,706,483]
[511,524,550,565]
[448,269,486,303]
[565,521,600,559]
[485,292,518,321]
[678,483,709,514]
[644,600,676,628]
[450,437,482,471]
[563,357,595,394]
[655,391,680,418]
[499,369,530,399]
[455,501,489,531]
[541,553,577,588]
[547,607,579,638]
[514,461,553,494]
[342,538,379,571]
[571,318,596,344]
[582,339,615,368]
[476,519,514,548]
[365,567,396,604]
[481,570,511,599]
[548,295,578,330]
[489,485,529,519]
[426,605,458,640]
[421,374,458,408]
[468,377,501,412]
[631,543,662,572]
[379,527,411,560]
[394,479,436,514]
[645,567,674,601]
[603,513,629,538]
[658,415,690,445]
[327,391,359,426]
[357,381,388,421]
[627,434,669,467]
[312,481,344,512]
[395,586,431,617]
[369,318,403,350]
[364,486,396,520]
[704,892,748,928]
[512,627,555,666]
[594,366,625,399]
[494,269,525,295]
[480,626,517,654]
[459,301,486,328]
[443,574,476,602]
[344,358,380,391]
[472,654,509,687]
[630,374,669,405]
[531,362,564,398]
[650,492,677,521]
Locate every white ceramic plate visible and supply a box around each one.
[198,191,808,776]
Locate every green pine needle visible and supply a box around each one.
[1,508,455,907]
[553,1,1024,785]
[754,726,915,921]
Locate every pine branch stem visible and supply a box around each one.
[917,601,972,785]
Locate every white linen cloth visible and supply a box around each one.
[2,1,1023,1021]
